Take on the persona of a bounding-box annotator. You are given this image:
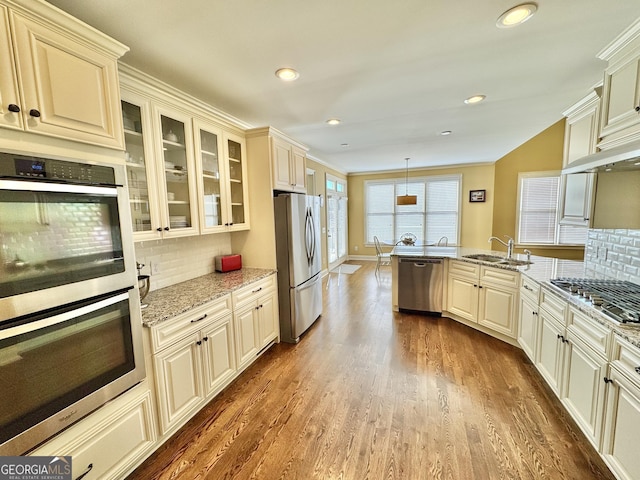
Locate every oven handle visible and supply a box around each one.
[0,291,130,340]
[0,179,118,196]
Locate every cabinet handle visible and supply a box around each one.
[635,105,640,112]
[196,340,202,346]
[473,284,478,288]
[29,108,41,118]
[524,285,533,292]
[634,367,640,375]
[203,336,209,342]
[75,463,93,480]
[190,313,208,323]
[7,103,20,113]
[557,334,565,342]
[532,311,537,316]
[604,377,613,384]
[156,227,163,232]
[164,226,170,231]
[252,287,263,293]
[478,285,483,289]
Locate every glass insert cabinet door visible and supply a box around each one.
[194,120,224,231]
[156,109,198,236]
[224,132,249,229]
[122,99,156,236]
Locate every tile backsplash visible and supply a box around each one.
[585,229,640,284]
[134,234,232,291]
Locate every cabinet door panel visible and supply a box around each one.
[447,276,478,322]
[0,6,22,130]
[536,312,564,394]
[562,337,607,449]
[518,296,538,362]
[604,60,640,132]
[258,292,278,348]
[11,12,123,148]
[153,334,203,433]
[478,285,517,337]
[202,317,236,396]
[235,306,258,368]
[272,140,293,190]
[292,146,306,192]
[602,369,640,480]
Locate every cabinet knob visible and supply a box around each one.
[29,108,41,118]
[635,105,640,112]
[156,227,163,232]
[634,366,640,375]
[164,226,170,231]
[203,336,209,342]
[7,104,20,113]
[196,340,202,346]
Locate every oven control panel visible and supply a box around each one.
[0,152,116,185]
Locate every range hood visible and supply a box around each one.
[562,140,640,174]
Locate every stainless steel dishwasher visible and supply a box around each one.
[398,257,443,314]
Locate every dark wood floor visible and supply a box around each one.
[127,261,615,480]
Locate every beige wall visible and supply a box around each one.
[306,158,348,271]
[492,119,584,260]
[348,163,495,257]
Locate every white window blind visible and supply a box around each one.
[517,173,587,245]
[365,175,460,245]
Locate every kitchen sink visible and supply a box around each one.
[463,254,533,266]
[463,254,505,262]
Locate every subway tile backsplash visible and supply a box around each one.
[134,234,232,291]
[585,229,640,284]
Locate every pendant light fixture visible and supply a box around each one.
[397,158,417,205]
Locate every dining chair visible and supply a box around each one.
[373,236,391,274]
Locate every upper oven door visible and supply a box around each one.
[0,175,136,321]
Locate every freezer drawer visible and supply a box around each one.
[281,273,322,343]
[398,258,443,313]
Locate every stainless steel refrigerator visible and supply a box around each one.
[274,193,323,343]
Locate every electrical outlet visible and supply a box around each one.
[354,245,359,251]
[151,262,160,275]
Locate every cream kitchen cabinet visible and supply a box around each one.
[535,289,568,395]
[31,385,156,480]
[232,274,279,370]
[602,335,640,480]
[517,276,540,362]
[150,295,235,435]
[597,19,640,149]
[193,120,250,233]
[0,0,126,149]
[272,136,307,192]
[560,307,610,450]
[446,260,519,340]
[562,89,601,167]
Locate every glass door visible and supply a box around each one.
[121,97,159,239]
[326,174,348,270]
[156,108,198,237]
[194,120,225,232]
[224,132,249,230]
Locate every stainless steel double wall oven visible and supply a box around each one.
[0,152,145,455]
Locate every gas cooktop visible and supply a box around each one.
[549,278,640,324]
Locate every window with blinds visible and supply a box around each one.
[517,172,588,245]
[365,175,460,245]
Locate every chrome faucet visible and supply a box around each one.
[523,249,532,262]
[488,235,514,259]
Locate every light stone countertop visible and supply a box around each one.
[391,245,640,348]
[140,267,276,327]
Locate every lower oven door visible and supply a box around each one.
[0,288,145,455]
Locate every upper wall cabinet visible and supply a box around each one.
[272,136,307,193]
[597,19,640,150]
[563,89,601,167]
[0,0,127,149]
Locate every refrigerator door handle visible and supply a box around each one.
[305,207,313,266]
[309,208,316,264]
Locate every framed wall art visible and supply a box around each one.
[469,189,486,203]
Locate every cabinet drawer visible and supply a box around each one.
[232,274,276,308]
[539,289,567,324]
[520,276,540,302]
[567,306,611,358]
[611,335,640,388]
[150,294,232,353]
[481,266,519,289]
[449,259,479,279]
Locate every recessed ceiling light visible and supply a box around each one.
[464,95,486,105]
[440,130,452,136]
[275,67,299,81]
[341,143,349,147]
[496,3,538,28]
[326,118,341,125]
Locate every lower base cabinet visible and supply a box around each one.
[518,295,539,362]
[31,387,156,480]
[536,309,566,395]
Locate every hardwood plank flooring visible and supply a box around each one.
[127,262,615,480]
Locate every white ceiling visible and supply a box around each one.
[47,0,640,174]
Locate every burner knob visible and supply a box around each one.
[590,295,604,306]
[570,285,579,294]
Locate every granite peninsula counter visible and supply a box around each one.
[140,268,276,327]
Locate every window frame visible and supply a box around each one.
[364,174,461,246]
